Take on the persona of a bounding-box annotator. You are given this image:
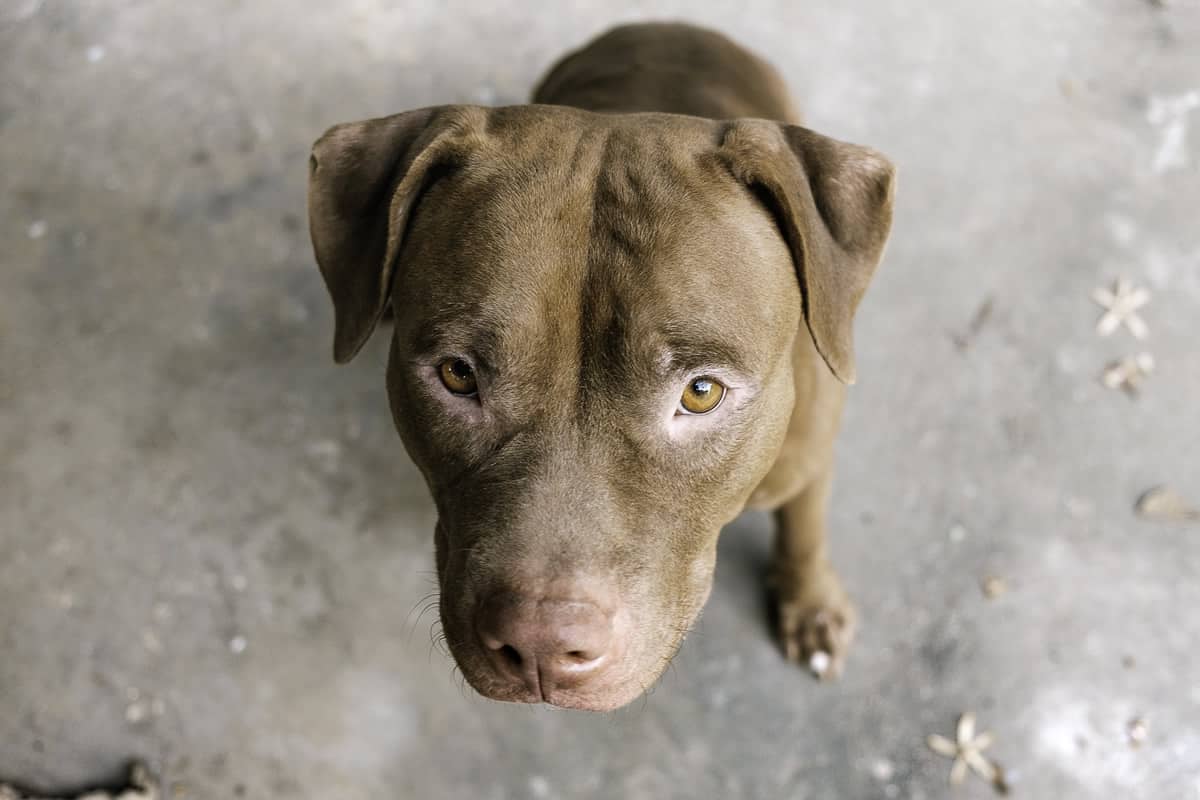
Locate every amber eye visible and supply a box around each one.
[438,358,478,396]
[679,376,726,415]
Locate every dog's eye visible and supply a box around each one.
[679,376,726,415]
[438,358,478,396]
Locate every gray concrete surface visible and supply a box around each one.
[2,1,1198,798]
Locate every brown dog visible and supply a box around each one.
[307,22,895,710]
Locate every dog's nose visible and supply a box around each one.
[475,592,614,696]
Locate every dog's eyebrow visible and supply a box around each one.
[658,336,751,376]
[410,320,501,363]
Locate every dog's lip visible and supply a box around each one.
[458,672,605,709]
[477,683,632,712]
[456,648,645,711]
[538,683,642,711]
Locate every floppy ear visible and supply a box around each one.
[307,105,484,363]
[720,121,895,383]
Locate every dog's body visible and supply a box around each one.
[308,23,894,710]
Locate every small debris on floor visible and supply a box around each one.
[1135,485,1200,523]
[140,629,163,655]
[1101,353,1154,396]
[124,700,148,725]
[951,295,995,351]
[0,764,158,800]
[927,712,1009,794]
[1092,278,1150,339]
[981,576,1007,599]
[869,758,896,782]
[1127,717,1149,748]
[1065,496,1095,518]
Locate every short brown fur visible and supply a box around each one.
[307,22,894,710]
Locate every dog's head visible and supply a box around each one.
[308,105,893,710]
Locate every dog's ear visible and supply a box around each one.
[721,121,895,384]
[308,106,485,363]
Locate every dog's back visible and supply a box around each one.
[533,22,800,123]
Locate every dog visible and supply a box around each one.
[307,22,895,711]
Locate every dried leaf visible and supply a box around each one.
[1136,486,1200,523]
[0,765,157,800]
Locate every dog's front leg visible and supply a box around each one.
[770,468,857,679]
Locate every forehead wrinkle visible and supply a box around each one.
[586,126,713,262]
[576,127,768,399]
[410,126,605,378]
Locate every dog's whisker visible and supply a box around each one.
[636,676,652,714]
[427,618,452,664]
[404,591,442,645]
[403,590,438,621]
[403,587,441,623]
[405,602,442,649]
[432,633,449,653]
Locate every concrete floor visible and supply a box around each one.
[2,1,1198,798]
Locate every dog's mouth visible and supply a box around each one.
[430,519,715,710]
[458,662,651,711]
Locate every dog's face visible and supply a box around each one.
[308,105,893,710]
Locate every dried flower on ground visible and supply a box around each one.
[1092,278,1150,339]
[1101,352,1154,396]
[928,712,1010,794]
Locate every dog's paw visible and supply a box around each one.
[772,570,857,681]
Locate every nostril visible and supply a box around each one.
[498,644,523,668]
[561,649,606,672]
[476,592,616,686]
